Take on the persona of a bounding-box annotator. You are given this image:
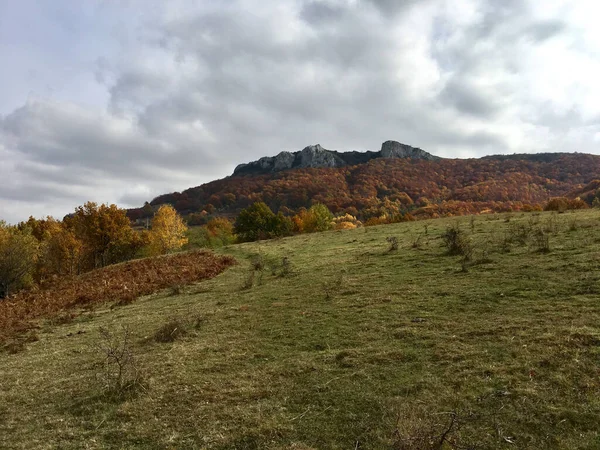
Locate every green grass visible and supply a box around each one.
[2,210,600,448]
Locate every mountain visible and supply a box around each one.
[233,140,439,175]
[127,140,600,223]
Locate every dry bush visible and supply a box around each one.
[412,233,425,249]
[387,236,399,252]
[531,228,551,253]
[392,410,460,450]
[543,214,562,234]
[441,224,472,260]
[250,254,265,271]
[506,222,531,246]
[241,270,256,290]
[153,317,188,343]
[568,216,579,231]
[279,257,293,277]
[168,284,183,296]
[94,326,145,398]
[0,250,235,345]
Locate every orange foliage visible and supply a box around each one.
[0,250,235,345]
[544,197,588,212]
[123,153,600,222]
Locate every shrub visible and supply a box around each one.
[364,216,390,227]
[387,236,399,252]
[333,214,362,230]
[412,233,424,249]
[241,269,256,290]
[506,222,531,246]
[441,224,472,260]
[153,318,187,343]
[279,257,293,277]
[531,228,550,253]
[544,197,588,212]
[250,254,265,271]
[94,326,145,398]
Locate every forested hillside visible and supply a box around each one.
[128,153,600,223]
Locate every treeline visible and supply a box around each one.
[191,201,409,247]
[3,192,591,298]
[194,195,592,248]
[128,154,600,223]
[0,203,187,298]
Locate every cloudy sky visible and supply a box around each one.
[1,0,600,223]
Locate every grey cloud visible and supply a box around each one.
[1,0,598,223]
[527,20,567,42]
[300,2,347,24]
[366,0,423,16]
[440,78,501,118]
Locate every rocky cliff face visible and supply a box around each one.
[233,140,440,175]
[380,140,439,161]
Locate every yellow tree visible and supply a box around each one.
[64,202,141,269]
[149,205,188,255]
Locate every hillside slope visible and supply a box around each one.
[3,210,600,448]
[130,149,600,222]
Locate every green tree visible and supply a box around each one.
[302,203,334,233]
[0,223,39,298]
[234,202,291,242]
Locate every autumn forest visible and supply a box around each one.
[131,153,600,225]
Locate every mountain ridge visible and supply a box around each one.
[127,144,600,224]
[233,140,440,175]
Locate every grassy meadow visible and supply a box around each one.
[2,210,600,449]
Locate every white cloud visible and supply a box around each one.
[1,0,600,223]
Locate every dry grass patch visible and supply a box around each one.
[0,250,235,345]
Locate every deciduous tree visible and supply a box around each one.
[0,223,39,298]
[149,205,188,255]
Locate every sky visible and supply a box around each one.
[1,0,600,223]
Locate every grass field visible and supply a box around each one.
[2,210,600,449]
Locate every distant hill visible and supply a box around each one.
[128,140,600,223]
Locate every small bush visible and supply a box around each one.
[94,326,145,398]
[279,257,293,277]
[531,228,551,253]
[3,339,26,354]
[153,317,187,343]
[241,270,255,290]
[412,234,424,249]
[169,284,183,296]
[441,224,472,260]
[543,214,561,234]
[506,222,531,246]
[568,216,579,231]
[387,236,399,252]
[250,254,265,271]
[392,410,459,450]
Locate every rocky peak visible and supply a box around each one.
[299,144,345,168]
[380,140,439,161]
[232,140,440,175]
